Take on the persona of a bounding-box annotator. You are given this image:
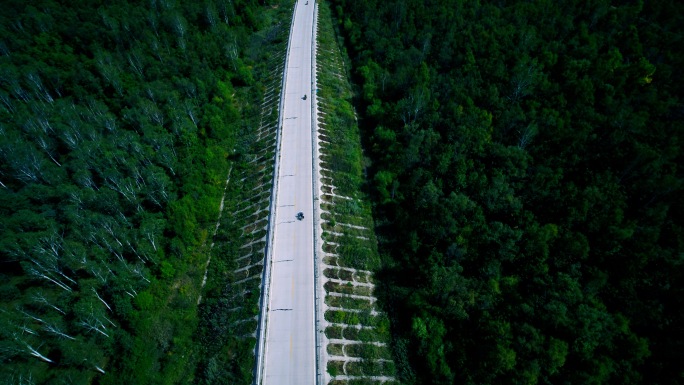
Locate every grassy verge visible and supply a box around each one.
[315,1,398,383]
[193,2,294,384]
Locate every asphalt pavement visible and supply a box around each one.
[261,1,316,384]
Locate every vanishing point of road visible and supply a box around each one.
[257,1,317,384]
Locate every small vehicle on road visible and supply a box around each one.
[296,212,304,221]
[302,94,307,100]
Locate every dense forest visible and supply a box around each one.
[0,0,289,383]
[330,0,684,384]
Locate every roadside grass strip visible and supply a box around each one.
[315,2,397,384]
[195,3,294,383]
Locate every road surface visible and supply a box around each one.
[260,1,316,384]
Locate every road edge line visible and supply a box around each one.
[311,4,323,385]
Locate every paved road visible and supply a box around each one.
[261,1,316,384]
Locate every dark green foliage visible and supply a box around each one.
[192,2,295,383]
[0,0,291,383]
[330,0,684,384]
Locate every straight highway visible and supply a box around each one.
[258,1,316,384]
